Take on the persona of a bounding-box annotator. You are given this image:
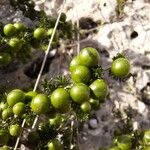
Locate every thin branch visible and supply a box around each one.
[14,1,66,149]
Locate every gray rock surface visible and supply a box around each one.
[0,0,150,150]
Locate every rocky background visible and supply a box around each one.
[0,0,150,149]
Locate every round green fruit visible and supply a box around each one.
[71,65,91,83]
[89,98,100,110]
[90,79,108,101]
[143,130,150,143]
[47,28,59,41]
[8,38,22,50]
[47,139,63,150]
[3,24,16,36]
[49,115,63,127]
[80,102,91,113]
[50,88,70,112]
[111,58,130,78]
[7,89,25,107]
[108,146,120,150]
[70,83,90,104]
[0,102,8,112]
[69,56,81,72]
[78,47,100,67]
[9,124,21,137]
[0,53,12,66]
[31,94,50,114]
[25,91,38,103]
[33,28,46,40]
[117,135,132,150]
[47,28,53,37]
[13,102,25,116]
[14,22,25,31]
[2,108,13,120]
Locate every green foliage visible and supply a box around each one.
[0,47,113,149]
[0,1,74,67]
[42,76,70,95]
[0,0,136,149]
[103,130,150,150]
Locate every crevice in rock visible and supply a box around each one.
[24,54,55,79]
[141,65,150,70]
[130,31,138,39]
[79,17,98,30]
